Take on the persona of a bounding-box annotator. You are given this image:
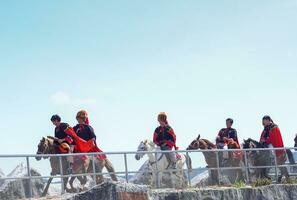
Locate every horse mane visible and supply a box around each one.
[39,136,56,154]
[244,138,264,148]
[201,139,216,149]
[143,139,155,148]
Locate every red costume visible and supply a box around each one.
[65,127,106,160]
[260,124,285,157]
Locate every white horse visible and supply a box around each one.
[135,139,192,188]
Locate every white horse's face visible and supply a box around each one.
[135,140,153,160]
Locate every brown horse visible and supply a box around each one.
[36,137,118,196]
[187,135,245,185]
[187,135,220,185]
[223,138,245,182]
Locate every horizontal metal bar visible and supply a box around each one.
[1,147,297,158]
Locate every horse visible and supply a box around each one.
[135,140,192,188]
[187,135,220,185]
[243,138,295,183]
[36,136,118,196]
[223,138,245,183]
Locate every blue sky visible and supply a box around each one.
[0,1,297,174]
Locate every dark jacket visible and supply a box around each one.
[54,122,73,144]
[216,128,239,146]
[153,125,176,149]
[73,124,96,141]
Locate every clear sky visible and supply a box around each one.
[0,1,297,174]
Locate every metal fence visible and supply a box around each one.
[0,147,297,198]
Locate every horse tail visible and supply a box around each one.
[185,154,192,172]
[104,158,118,181]
[286,149,295,164]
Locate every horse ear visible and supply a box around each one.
[197,134,201,140]
[41,137,45,141]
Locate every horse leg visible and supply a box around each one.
[68,176,77,193]
[41,177,53,197]
[104,158,118,181]
[94,160,104,184]
[77,176,87,192]
[212,169,219,185]
[63,177,70,193]
[151,172,157,187]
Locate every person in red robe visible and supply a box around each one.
[260,115,288,179]
[65,110,106,160]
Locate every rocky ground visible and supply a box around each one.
[30,181,297,200]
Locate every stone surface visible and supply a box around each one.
[68,181,297,200]
[68,181,149,200]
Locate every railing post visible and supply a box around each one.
[186,151,191,187]
[273,149,278,182]
[154,152,159,187]
[92,154,96,182]
[243,150,249,183]
[59,156,65,194]
[215,150,221,185]
[124,153,129,183]
[26,156,33,198]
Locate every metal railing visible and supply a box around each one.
[0,147,297,198]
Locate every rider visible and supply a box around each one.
[153,112,178,169]
[73,110,106,161]
[260,115,288,179]
[50,114,74,171]
[216,118,239,149]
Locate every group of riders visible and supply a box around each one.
[51,110,287,173]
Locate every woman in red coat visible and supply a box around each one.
[260,115,288,180]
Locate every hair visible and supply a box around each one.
[226,118,233,124]
[76,110,89,124]
[50,114,61,122]
[262,115,273,123]
[158,112,168,123]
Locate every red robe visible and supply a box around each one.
[65,127,106,160]
[260,125,285,157]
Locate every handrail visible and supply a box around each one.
[0,147,296,158]
[0,147,296,198]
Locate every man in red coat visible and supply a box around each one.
[260,115,288,180]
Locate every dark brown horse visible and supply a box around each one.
[243,138,295,183]
[36,137,118,196]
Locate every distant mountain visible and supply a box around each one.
[0,168,4,177]
[0,168,5,187]
[0,163,44,200]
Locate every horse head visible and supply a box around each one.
[187,135,200,150]
[35,136,53,161]
[135,139,155,160]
